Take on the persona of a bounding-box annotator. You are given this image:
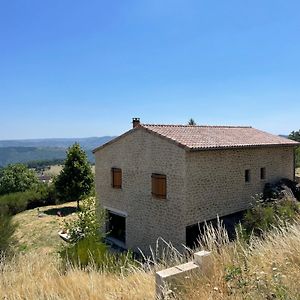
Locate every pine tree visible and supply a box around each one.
[188,118,196,125]
[288,130,300,142]
[55,143,94,209]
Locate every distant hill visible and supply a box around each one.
[279,134,289,139]
[0,136,115,167]
[0,136,114,149]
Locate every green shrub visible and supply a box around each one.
[0,184,57,215]
[0,214,17,256]
[0,163,39,195]
[0,192,28,215]
[240,196,300,238]
[59,197,134,273]
[63,197,104,242]
[59,236,135,272]
[295,147,300,168]
[26,183,57,209]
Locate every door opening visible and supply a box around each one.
[106,211,126,243]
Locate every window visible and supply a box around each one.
[260,167,266,180]
[111,168,122,188]
[245,169,251,183]
[152,173,167,199]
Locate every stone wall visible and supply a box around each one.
[184,146,295,226]
[94,128,187,254]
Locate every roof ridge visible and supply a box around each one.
[93,123,299,153]
[141,124,252,128]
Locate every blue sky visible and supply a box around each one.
[0,0,299,139]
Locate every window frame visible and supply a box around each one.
[151,173,167,199]
[111,167,122,189]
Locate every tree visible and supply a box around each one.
[288,130,300,142]
[0,163,39,195]
[55,143,94,209]
[288,130,300,167]
[188,118,196,125]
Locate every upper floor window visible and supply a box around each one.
[245,169,251,183]
[260,167,266,180]
[152,173,167,199]
[112,168,122,189]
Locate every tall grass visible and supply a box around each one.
[178,220,300,299]
[2,220,300,299]
[0,214,16,257]
[0,253,155,300]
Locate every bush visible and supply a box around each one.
[0,192,29,215]
[59,197,134,272]
[62,197,103,242]
[59,236,135,272]
[0,163,39,195]
[240,196,300,238]
[26,183,57,209]
[296,147,300,168]
[0,214,17,256]
[0,184,57,215]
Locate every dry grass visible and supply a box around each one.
[44,164,63,176]
[12,201,77,254]
[2,222,300,299]
[44,164,95,177]
[0,253,155,300]
[3,201,155,299]
[3,202,300,299]
[179,222,300,299]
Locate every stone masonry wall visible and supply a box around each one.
[94,128,187,255]
[95,127,295,254]
[185,146,295,227]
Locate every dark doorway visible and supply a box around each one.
[106,211,126,243]
[186,210,246,249]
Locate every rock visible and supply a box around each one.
[263,178,300,201]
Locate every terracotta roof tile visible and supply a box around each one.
[140,124,299,150]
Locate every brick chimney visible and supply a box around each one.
[132,117,140,128]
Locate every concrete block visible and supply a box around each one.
[156,262,199,299]
[193,250,211,275]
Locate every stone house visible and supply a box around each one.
[93,118,299,254]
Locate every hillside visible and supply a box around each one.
[0,147,67,167]
[2,203,300,299]
[0,136,114,149]
[0,136,115,167]
[12,201,77,254]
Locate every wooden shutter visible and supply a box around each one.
[152,174,166,199]
[112,168,122,188]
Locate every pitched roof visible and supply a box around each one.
[93,124,299,153]
[140,124,299,150]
